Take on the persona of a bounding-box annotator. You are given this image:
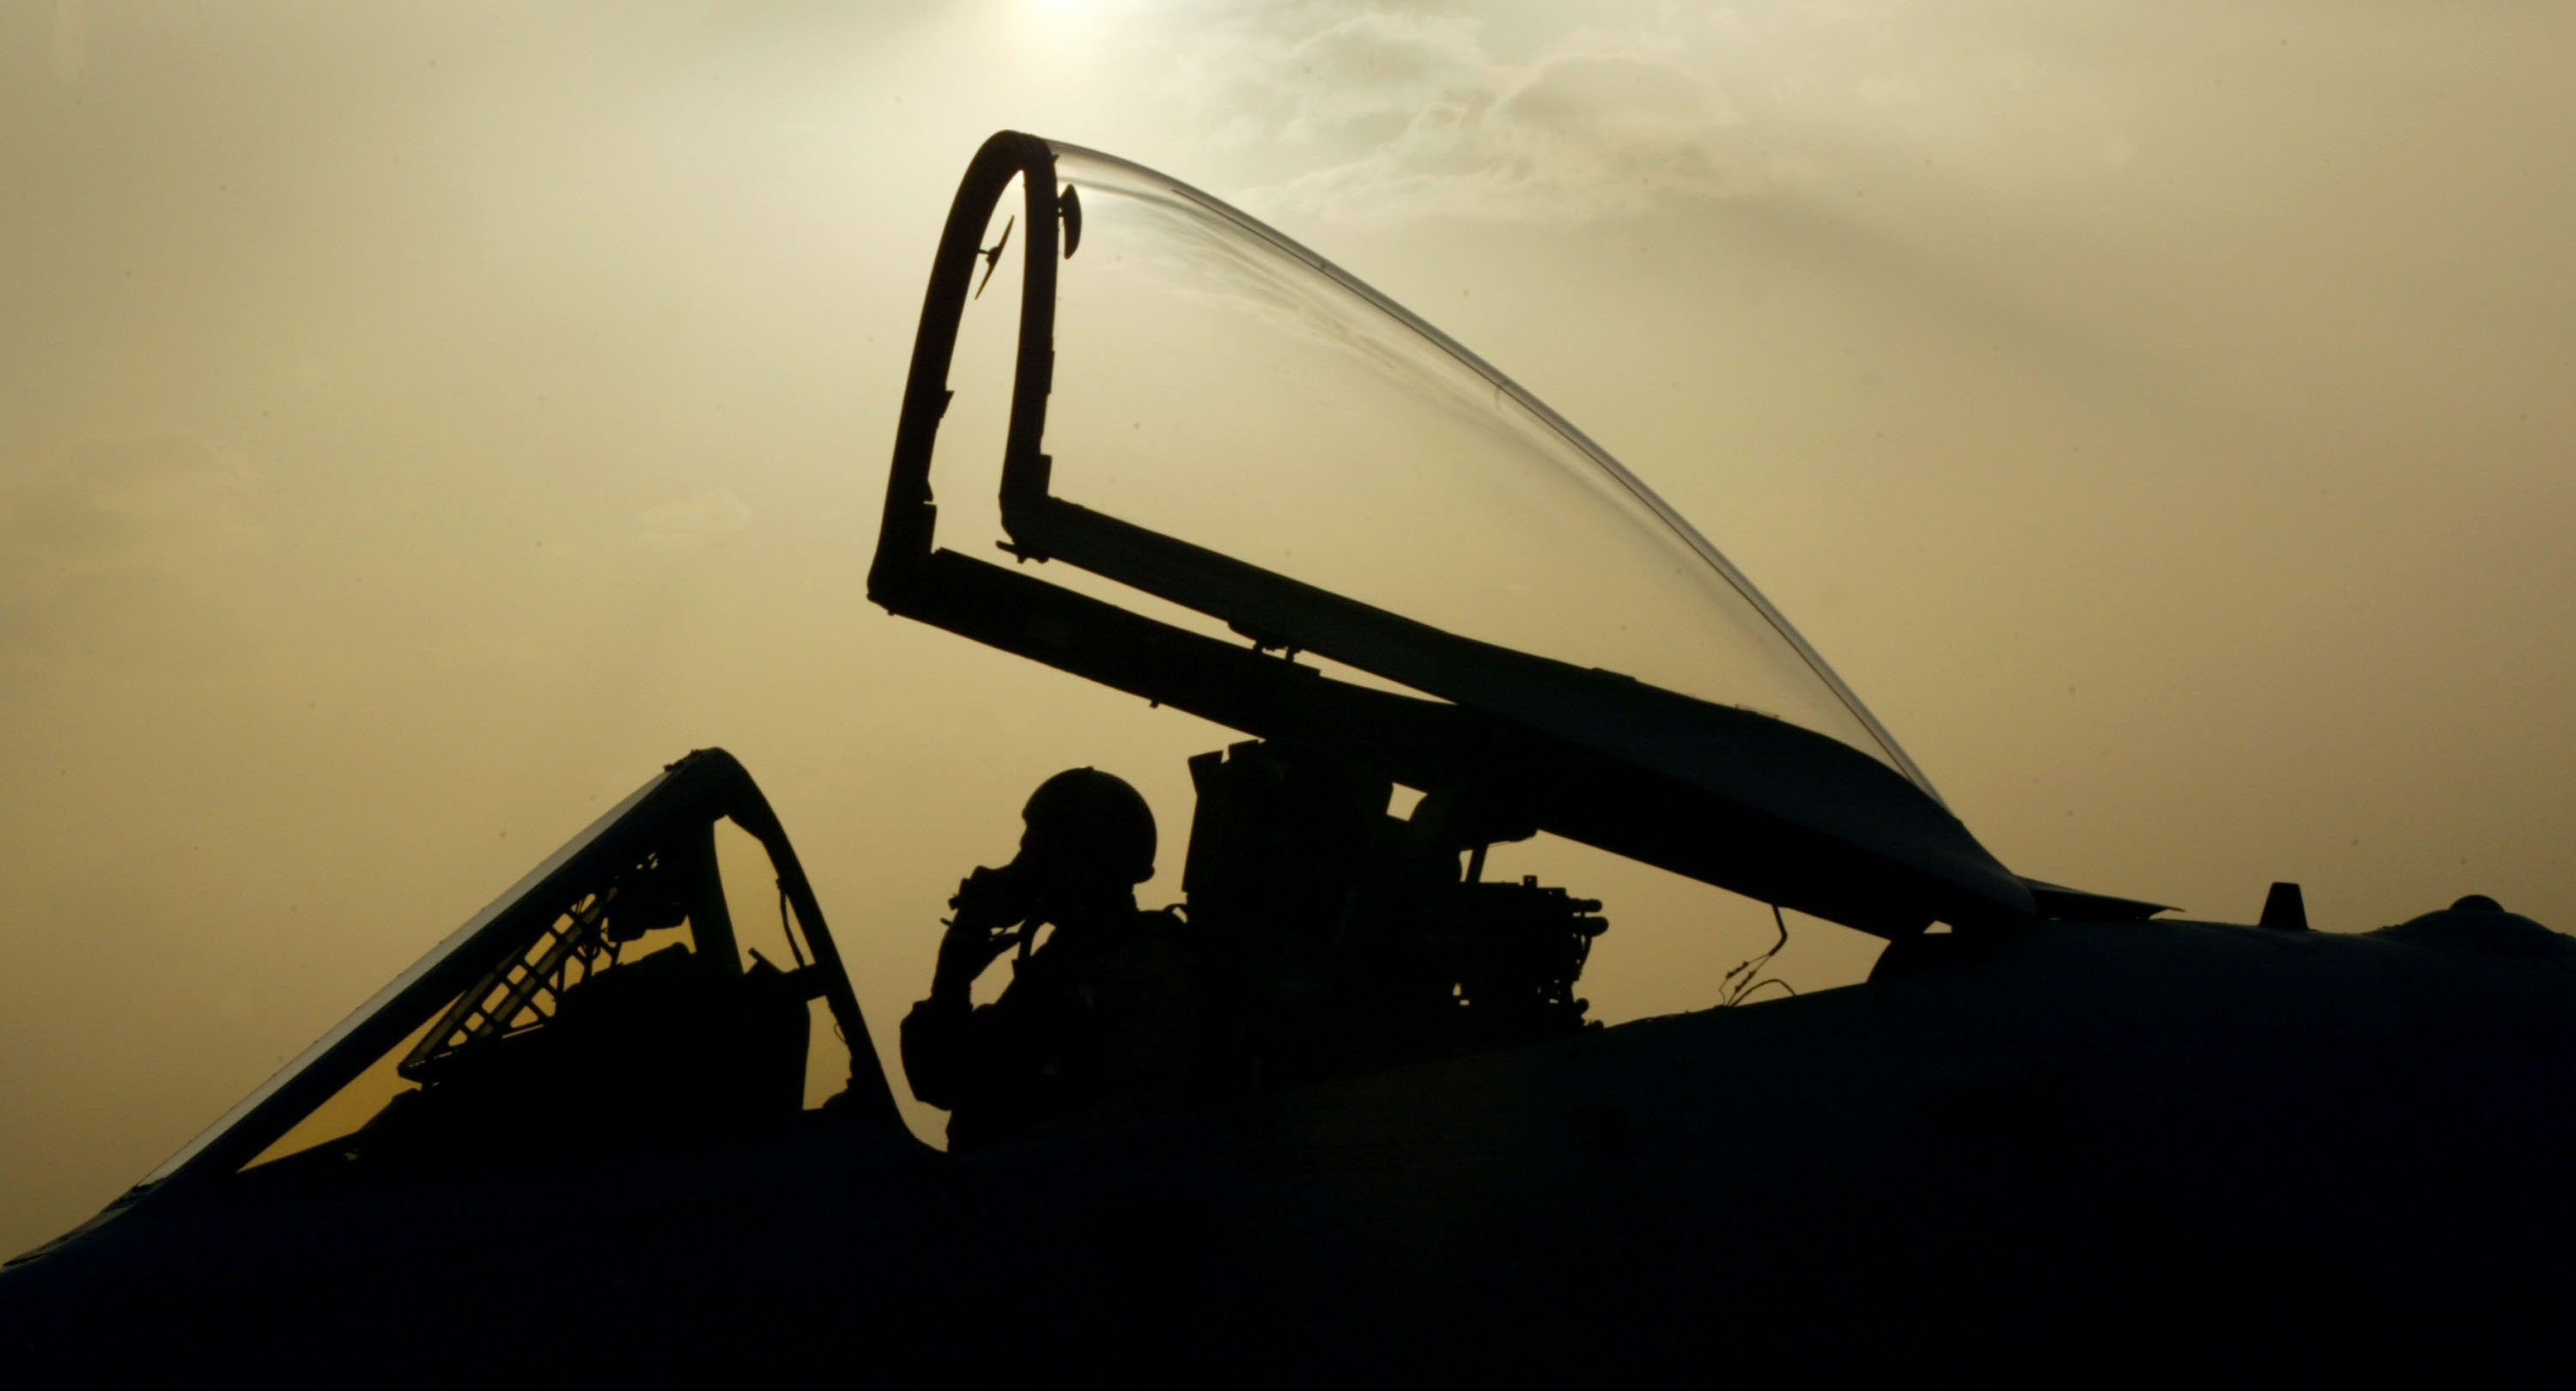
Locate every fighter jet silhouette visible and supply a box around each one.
[6,131,2568,1387]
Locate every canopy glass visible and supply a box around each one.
[1030,142,1937,799]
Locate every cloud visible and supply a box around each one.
[1176,9,1766,224]
[0,435,266,679]
[633,488,753,551]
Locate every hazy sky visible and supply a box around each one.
[4,0,2572,1257]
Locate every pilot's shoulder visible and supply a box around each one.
[1099,908,1197,992]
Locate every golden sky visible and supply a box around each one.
[4,0,2572,1257]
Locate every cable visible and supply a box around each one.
[1722,904,1796,1007]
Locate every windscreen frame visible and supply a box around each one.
[135,749,896,1202]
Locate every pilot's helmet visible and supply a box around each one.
[1019,767,1157,887]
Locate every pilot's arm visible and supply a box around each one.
[899,867,1025,1111]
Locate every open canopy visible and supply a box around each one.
[873,131,2033,937]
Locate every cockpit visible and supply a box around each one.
[115,130,2041,1194]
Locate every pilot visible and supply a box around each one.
[899,768,1198,1149]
